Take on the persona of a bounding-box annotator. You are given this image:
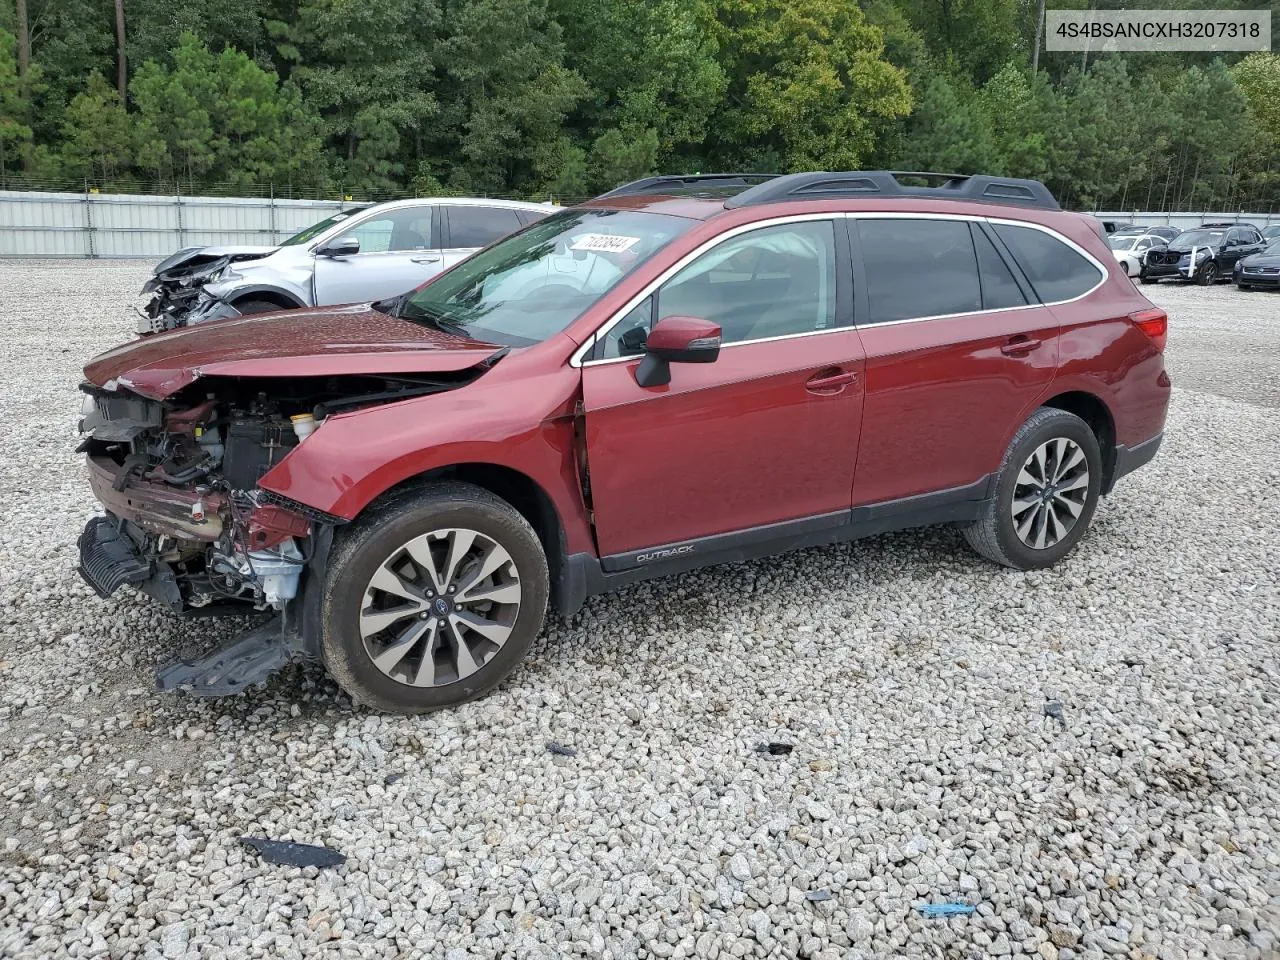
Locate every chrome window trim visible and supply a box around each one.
[571,210,1109,366]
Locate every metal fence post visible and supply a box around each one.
[269,184,277,243]
[176,184,184,249]
[83,179,96,259]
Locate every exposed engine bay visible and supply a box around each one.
[77,371,480,617]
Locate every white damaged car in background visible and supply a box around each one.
[138,197,555,333]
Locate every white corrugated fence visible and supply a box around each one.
[0,189,1275,260]
[0,190,353,258]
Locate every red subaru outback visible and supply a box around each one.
[77,172,1170,713]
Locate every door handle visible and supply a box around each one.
[1000,336,1042,356]
[805,369,857,392]
[411,255,441,264]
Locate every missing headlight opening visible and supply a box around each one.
[76,371,474,620]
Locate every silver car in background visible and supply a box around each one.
[139,197,555,333]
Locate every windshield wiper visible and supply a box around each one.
[401,301,472,338]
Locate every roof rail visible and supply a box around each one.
[723,171,1060,211]
[595,173,779,200]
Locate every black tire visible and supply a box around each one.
[233,298,292,316]
[1139,272,1157,285]
[1237,283,1253,291]
[320,481,549,714]
[1195,260,1219,286]
[961,408,1103,571]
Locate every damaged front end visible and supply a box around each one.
[75,368,482,695]
[139,248,270,335]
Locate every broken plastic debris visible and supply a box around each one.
[239,837,346,868]
[754,742,794,756]
[806,889,834,902]
[915,902,976,918]
[1043,700,1065,725]
[546,741,577,757]
[384,773,403,785]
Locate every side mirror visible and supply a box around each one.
[634,316,721,388]
[318,236,360,258]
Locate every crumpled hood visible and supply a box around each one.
[152,245,278,277]
[84,303,503,400]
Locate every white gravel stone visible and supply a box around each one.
[0,266,1276,959]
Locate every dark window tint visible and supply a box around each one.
[449,207,523,248]
[992,224,1103,302]
[972,225,1028,310]
[516,208,552,226]
[858,219,981,324]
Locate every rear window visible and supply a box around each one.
[449,206,524,248]
[992,224,1103,302]
[858,219,981,323]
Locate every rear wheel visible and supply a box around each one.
[962,408,1102,570]
[320,482,549,713]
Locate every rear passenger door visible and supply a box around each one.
[849,216,1064,507]
[440,206,526,270]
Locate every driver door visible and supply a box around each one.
[580,219,865,561]
[312,206,442,305]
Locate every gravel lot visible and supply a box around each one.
[0,263,1277,960]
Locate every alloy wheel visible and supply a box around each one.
[1010,438,1090,550]
[359,527,521,687]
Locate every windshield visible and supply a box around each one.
[1169,230,1224,250]
[281,207,371,246]
[399,209,696,346]
[1107,236,1138,251]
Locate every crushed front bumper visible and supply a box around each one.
[84,454,224,541]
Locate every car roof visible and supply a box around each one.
[354,197,555,214]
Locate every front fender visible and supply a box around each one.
[256,351,595,554]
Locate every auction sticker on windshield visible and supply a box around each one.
[570,234,642,254]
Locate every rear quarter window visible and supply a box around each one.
[992,223,1104,303]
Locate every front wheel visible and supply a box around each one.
[962,408,1102,570]
[1195,260,1219,286]
[320,482,549,713]
[233,298,293,316]
[1139,271,1157,285]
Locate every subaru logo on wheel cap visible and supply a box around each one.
[433,597,450,616]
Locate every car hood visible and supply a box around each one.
[1241,252,1280,267]
[84,303,504,400]
[152,245,278,276]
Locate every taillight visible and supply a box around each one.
[1129,307,1167,352]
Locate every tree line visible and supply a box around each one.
[0,0,1276,210]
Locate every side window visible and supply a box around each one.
[1135,238,1152,251]
[858,219,981,323]
[1245,230,1262,245]
[449,207,523,248]
[344,216,395,253]
[516,208,552,226]
[338,207,435,253]
[1227,228,1243,245]
[972,225,1028,311]
[656,221,836,345]
[992,224,1104,303]
[599,297,655,359]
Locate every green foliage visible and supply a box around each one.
[711,0,912,171]
[129,33,326,189]
[0,30,33,177]
[4,0,1276,208]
